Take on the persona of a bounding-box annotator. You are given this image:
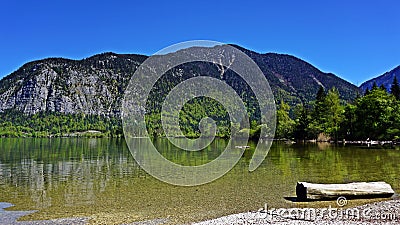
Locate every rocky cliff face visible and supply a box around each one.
[0,53,146,116]
[0,46,360,117]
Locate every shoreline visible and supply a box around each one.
[194,199,400,225]
[2,199,399,224]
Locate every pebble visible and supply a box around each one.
[2,200,399,225]
[194,200,400,225]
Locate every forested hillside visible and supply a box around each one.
[0,45,361,137]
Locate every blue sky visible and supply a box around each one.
[1,0,399,85]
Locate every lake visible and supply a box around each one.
[0,138,399,224]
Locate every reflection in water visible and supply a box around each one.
[127,137,247,186]
[317,142,330,150]
[0,138,143,209]
[0,138,399,224]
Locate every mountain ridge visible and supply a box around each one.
[360,65,400,92]
[0,45,360,116]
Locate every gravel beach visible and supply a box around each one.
[194,200,400,225]
[2,200,399,224]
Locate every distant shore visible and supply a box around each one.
[0,130,122,138]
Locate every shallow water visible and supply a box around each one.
[0,138,399,224]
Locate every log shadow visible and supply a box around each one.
[284,194,395,203]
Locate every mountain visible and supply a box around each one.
[359,65,400,92]
[0,53,146,116]
[0,45,360,118]
[230,45,359,104]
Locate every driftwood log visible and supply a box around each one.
[296,181,395,201]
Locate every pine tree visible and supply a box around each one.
[372,81,378,90]
[316,86,326,102]
[364,88,370,96]
[306,86,327,139]
[380,84,387,91]
[276,100,295,138]
[323,87,343,140]
[390,76,400,100]
[293,104,310,141]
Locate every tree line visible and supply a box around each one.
[2,77,400,140]
[0,111,122,137]
[277,77,400,141]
